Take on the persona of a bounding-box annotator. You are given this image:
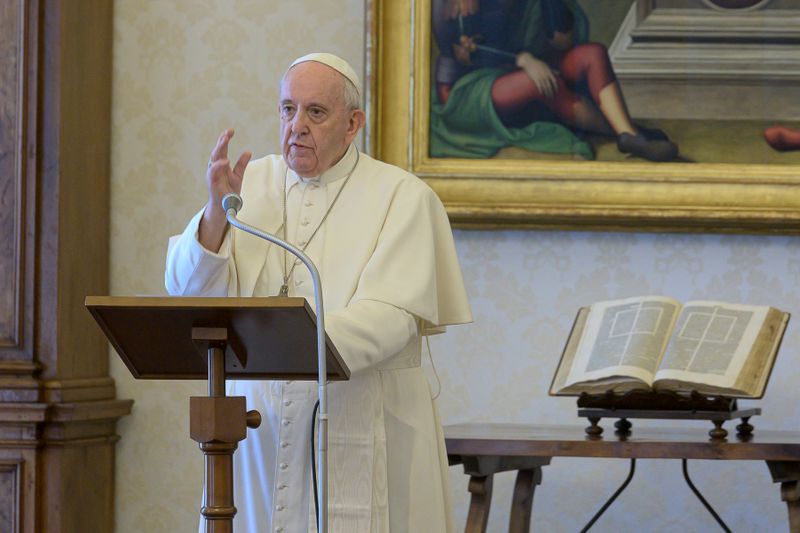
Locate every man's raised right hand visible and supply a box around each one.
[199,129,252,253]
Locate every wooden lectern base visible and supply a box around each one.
[85,297,351,532]
[189,328,261,532]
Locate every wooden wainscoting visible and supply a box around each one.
[0,1,132,531]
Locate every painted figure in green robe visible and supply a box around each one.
[431,0,679,162]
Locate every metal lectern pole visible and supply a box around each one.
[223,193,330,533]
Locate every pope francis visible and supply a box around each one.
[165,52,472,532]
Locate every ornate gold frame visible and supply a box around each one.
[365,0,800,232]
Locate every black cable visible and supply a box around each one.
[311,400,320,524]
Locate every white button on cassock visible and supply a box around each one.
[279,462,288,470]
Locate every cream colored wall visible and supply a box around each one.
[110,1,800,532]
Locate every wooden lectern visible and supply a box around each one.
[85,296,350,532]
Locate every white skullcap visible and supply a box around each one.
[287,52,362,99]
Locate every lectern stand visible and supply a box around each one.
[85,296,350,532]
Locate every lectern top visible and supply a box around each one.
[85,296,349,381]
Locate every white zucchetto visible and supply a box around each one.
[287,52,362,100]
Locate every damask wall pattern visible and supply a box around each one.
[110,1,800,531]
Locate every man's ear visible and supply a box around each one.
[346,109,366,141]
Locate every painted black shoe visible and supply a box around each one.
[635,124,669,141]
[617,132,678,162]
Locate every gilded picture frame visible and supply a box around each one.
[365,0,800,232]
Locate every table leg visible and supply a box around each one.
[465,474,494,533]
[509,468,542,533]
[452,455,550,533]
[766,461,800,533]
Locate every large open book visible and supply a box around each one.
[550,296,789,398]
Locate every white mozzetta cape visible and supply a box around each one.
[166,145,472,533]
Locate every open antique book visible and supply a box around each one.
[550,296,789,398]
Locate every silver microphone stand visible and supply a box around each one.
[221,192,329,533]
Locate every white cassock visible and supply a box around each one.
[166,144,472,533]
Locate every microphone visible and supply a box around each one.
[221,192,243,216]
[221,193,331,533]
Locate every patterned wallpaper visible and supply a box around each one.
[110,1,800,531]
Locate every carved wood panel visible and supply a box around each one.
[0,1,130,530]
[0,0,22,349]
[0,461,21,533]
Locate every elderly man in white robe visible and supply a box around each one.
[166,53,472,532]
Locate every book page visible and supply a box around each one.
[654,301,769,389]
[731,308,787,397]
[564,296,681,388]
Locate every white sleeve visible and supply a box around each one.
[164,208,238,296]
[324,299,419,375]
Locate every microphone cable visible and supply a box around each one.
[310,399,321,524]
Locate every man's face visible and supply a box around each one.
[279,62,363,177]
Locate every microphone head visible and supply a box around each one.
[221,193,243,214]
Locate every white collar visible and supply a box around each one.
[285,144,358,190]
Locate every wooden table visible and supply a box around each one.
[445,423,800,532]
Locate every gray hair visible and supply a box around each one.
[279,69,362,111]
[342,76,362,111]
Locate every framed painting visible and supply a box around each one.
[365,0,800,232]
